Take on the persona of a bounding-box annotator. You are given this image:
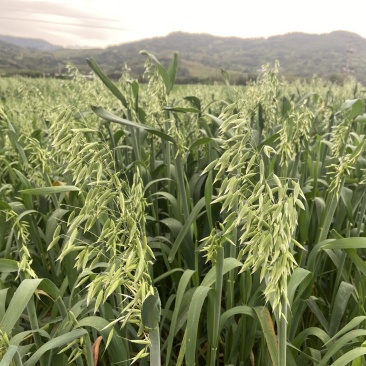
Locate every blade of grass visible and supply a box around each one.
[165,269,195,366]
[253,306,278,366]
[185,286,211,366]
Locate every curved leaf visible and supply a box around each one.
[92,106,176,143]
[330,348,366,366]
[86,58,127,108]
[23,329,88,366]
[219,305,255,332]
[201,258,242,287]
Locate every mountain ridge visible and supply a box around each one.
[0,31,364,84]
[0,35,63,51]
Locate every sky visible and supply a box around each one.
[1,0,366,48]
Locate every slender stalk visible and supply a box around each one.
[149,326,161,366]
[278,299,287,366]
[149,138,160,237]
[129,126,141,162]
[164,119,172,195]
[127,109,142,163]
[290,152,301,178]
[225,199,238,362]
[316,178,345,243]
[174,149,190,222]
[227,199,238,309]
[210,245,224,366]
[356,185,366,236]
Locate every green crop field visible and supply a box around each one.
[1,53,366,366]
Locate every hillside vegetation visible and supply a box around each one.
[0,31,365,83]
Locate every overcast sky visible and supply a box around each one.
[1,0,366,48]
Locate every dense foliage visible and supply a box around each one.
[1,54,366,366]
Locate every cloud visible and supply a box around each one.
[0,0,131,46]
[1,0,365,48]
[0,0,122,22]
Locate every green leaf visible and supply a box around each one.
[0,289,8,321]
[0,345,18,366]
[0,279,43,334]
[23,329,88,366]
[38,278,61,300]
[288,268,312,306]
[308,238,366,273]
[153,268,184,284]
[166,270,195,365]
[19,186,79,195]
[306,297,330,333]
[167,52,178,92]
[281,96,292,117]
[9,329,50,346]
[77,316,129,363]
[352,341,366,366]
[341,99,363,119]
[254,306,278,366]
[0,201,11,210]
[340,187,353,221]
[91,106,176,143]
[204,171,214,231]
[150,191,179,218]
[329,348,366,366]
[161,218,183,240]
[292,327,330,349]
[346,249,366,276]
[0,259,18,273]
[323,238,366,250]
[355,114,366,123]
[140,51,173,94]
[168,197,206,263]
[45,209,69,247]
[319,330,366,366]
[141,289,161,329]
[201,258,242,287]
[184,96,201,110]
[185,286,211,365]
[327,316,366,346]
[219,305,255,332]
[86,58,127,108]
[164,106,200,114]
[189,137,216,150]
[329,282,355,337]
[221,68,233,102]
[257,132,280,150]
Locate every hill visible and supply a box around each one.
[0,31,364,83]
[0,35,62,51]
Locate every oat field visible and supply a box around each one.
[1,54,366,366]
